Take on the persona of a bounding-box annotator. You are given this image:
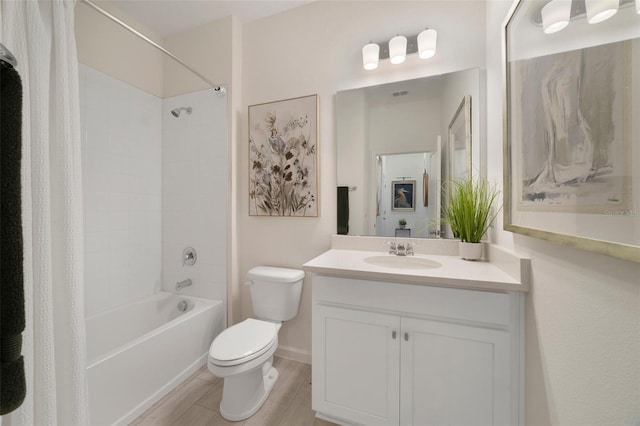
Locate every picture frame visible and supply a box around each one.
[391,180,416,211]
[503,0,639,263]
[448,95,472,181]
[248,94,319,217]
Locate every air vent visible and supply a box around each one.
[392,90,408,97]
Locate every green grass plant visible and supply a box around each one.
[443,176,501,243]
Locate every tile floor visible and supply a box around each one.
[130,356,337,426]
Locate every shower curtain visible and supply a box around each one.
[1,0,89,424]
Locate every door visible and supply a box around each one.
[313,305,401,425]
[400,317,511,426]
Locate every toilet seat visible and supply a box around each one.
[209,319,278,367]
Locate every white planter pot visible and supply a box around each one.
[459,241,483,260]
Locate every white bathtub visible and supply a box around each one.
[86,292,224,425]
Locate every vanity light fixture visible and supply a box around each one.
[389,35,407,64]
[541,0,572,33]
[417,28,437,59]
[362,27,438,70]
[362,42,380,70]
[586,0,619,23]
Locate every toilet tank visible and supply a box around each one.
[247,266,305,322]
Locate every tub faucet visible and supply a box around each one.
[176,278,192,291]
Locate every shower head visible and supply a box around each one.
[171,106,192,117]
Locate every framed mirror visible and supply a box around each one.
[336,68,481,238]
[503,0,640,262]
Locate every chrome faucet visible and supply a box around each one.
[176,278,192,291]
[386,241,414,256]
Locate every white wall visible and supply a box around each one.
[79,64,162,315]
[240,0,487,362]
[486,2,640,425]
[75,1,165,98]
[163,16,234,98]
[161,89,228,313]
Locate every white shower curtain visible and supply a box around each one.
[1,0,89,424]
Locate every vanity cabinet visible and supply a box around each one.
[312,275,524,426]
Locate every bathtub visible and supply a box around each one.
[86,292,224,425]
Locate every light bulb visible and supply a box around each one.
[541,0,571,34]
[362,42,379,70]
[586,0,619,24]
[389,35,407,65]
[417,29,437,59]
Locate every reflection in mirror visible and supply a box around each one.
[336,68,480,238]
[448,95,472,181]
[374,152,440,238]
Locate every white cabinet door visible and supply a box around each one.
[400,317,511,426]
[313,305,401,425]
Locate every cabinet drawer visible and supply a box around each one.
[313,275,512,326]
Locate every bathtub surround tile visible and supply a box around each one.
[161,89,227,303]
[80,65,163,316]
[130,357,337,426]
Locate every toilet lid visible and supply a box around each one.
[209,319,277,364]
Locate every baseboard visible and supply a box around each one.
[275,344,311,364]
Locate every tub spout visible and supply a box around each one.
[176,278,192,291]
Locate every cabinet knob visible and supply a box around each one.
[392,331,397,339]
[404,332,409,341]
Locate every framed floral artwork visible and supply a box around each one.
[249,95,319,217]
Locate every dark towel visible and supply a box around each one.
[0,63,26,415]
[337,186,349,235]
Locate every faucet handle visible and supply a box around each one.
[384,241,397,254]
[405,242,415,256]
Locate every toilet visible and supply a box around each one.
[207,266,304,421]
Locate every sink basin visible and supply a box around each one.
[363,255,442,270]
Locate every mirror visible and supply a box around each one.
[336,68,480,238]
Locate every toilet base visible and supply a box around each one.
[219,361,279,421]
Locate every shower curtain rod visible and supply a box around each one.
[0,43,18,68]
[79,0,223,90]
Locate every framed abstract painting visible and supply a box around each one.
[503,0,639,262]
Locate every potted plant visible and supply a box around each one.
[443,175,501,260]
[398,218,407,229]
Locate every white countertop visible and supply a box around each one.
[302,249,530,292]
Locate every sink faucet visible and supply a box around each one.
[176,278,192,291]
[386,241,414,256]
